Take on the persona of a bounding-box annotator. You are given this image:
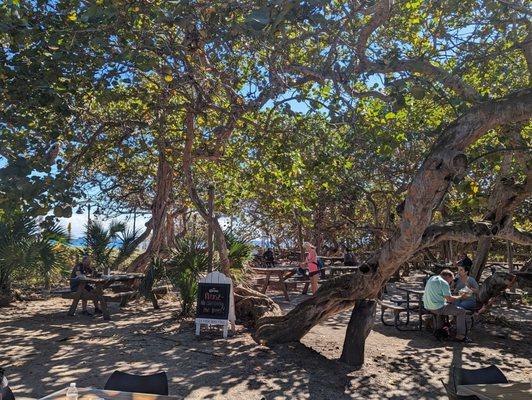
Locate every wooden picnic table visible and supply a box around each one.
[251,266,297,301]
[395,285,425,330]
[319,256,345,263]
[39,386,181,400]
[457,382,530,400]
[67,273,145,321]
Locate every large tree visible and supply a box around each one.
[248,0,532,365]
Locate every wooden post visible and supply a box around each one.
[297,220,304,262]
[207,185,214,273]
[507,240,515,293]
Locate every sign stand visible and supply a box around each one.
[195,271,236,338]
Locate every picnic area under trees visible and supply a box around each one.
[0,0,531,399]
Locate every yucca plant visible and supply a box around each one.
[166,236,209,316]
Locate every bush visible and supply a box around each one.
[225,229,254,283]
[166,236,209,316]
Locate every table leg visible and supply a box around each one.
[261,272,271,294]
[405,292,411,326]
[302,282,310,294]
[95,283,110,321]
[67,283,85,316]
[280,272,290,301]
[418,296,423,331]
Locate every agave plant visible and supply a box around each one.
[84,220,139,274]
[166,236,209,316]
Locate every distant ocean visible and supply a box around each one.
[68,237,265,248]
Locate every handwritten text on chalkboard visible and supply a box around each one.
[196,283,230,320]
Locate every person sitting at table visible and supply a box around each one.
[344,248,357,266]
[422,269,471,342]
[70,255,101,316]
[452,264,479,311]
[263,247,275,268]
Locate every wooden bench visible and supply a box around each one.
[378,299,408,328]
[283,276,328,296]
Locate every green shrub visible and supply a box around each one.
[225,229,254,283]
[166,236,209,316]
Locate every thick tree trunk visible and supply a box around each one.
[254,89,532,345]
[340,300,377,367]
[0,275,12,307]
[183,112,231,275]
[234,285,282,327]
[297,219,304,262]
[471,238,491,281]
[129,147,173,272]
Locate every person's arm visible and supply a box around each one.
[467,277,480,294]
[442,280,465,302]
[444,293,466,302]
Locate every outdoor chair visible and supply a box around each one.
[441,365,508,400]
[2,386,16,400]
[104,371,168,395]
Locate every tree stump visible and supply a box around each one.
[340,300,377,367]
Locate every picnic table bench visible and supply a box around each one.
[329,265,359,276]
[252,266,333,300]
[51,273,146,321]
[251,266,297,301]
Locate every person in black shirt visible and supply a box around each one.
[263,248,275,268]
[70,256,101,316]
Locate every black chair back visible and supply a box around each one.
[104,371,168,395]
[2,386,15,400]
[454,365,508,386]
[445,365,508,400]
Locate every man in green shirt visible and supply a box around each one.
[423,269,470,342]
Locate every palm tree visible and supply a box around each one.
[166,236,209,316]
[35,224,69,291]
[84,220,139,274]
[0,214,68,305]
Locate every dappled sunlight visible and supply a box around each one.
[2,294,530,400]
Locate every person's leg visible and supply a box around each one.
[441,304,468,339]
[81,299,88,311]
[310,275,319,294]
[455,298,476,311]
[430,308,445,329]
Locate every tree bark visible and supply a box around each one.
[340,300,377,367]
[129,146,173,272]
[0,275,12,307]
[183,111,231,275]
[254,89,532,345]
[471,238,492,281]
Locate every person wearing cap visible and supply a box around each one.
[70,255,101,316]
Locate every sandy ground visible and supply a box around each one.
[1,291,531,400]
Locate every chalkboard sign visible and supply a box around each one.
[196,282,231,320]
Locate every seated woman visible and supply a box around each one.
[453,264,479,310]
